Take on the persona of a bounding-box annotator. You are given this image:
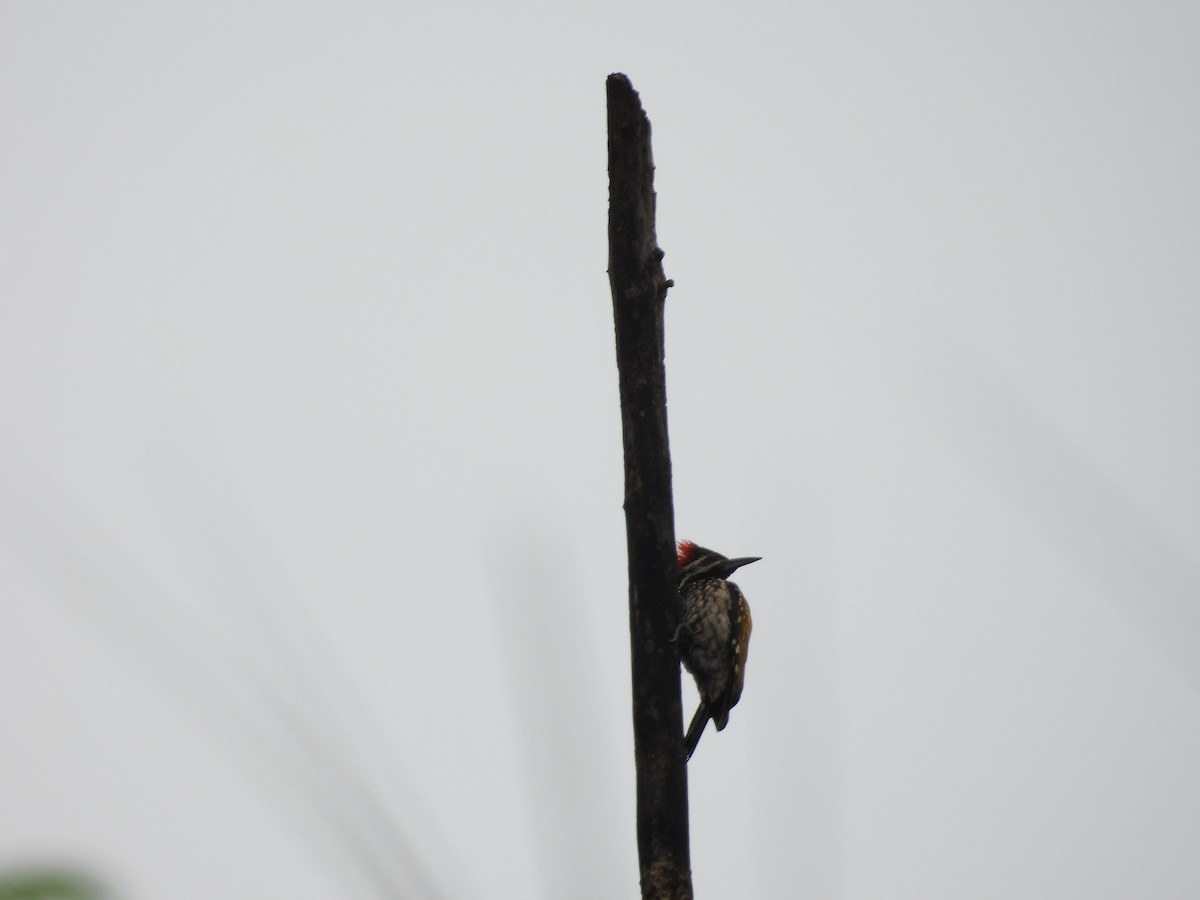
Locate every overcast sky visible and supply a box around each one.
[3,2,1200,898]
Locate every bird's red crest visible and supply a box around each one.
[677,539,697,567]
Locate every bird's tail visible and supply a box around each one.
[684,703,710,760]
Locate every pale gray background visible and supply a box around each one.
[3,2,1199,898]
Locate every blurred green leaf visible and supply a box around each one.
[0,870,107,900]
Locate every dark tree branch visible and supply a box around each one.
[606,73,692,900]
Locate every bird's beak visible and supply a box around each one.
[724,556,762,574]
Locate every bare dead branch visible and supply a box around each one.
[606,72,692,900]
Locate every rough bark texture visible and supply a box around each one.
[606,73,693,900]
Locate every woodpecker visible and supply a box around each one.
[677,539,760,760]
